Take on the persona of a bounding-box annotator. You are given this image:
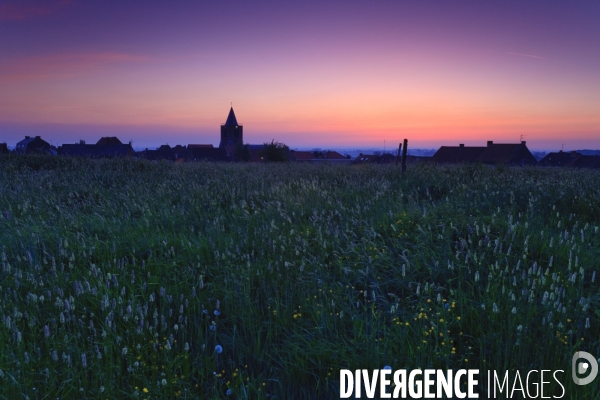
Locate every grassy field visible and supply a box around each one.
[0,155,599,399]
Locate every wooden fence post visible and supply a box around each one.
[402,139,408,173]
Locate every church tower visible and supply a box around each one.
[219,107,243,159]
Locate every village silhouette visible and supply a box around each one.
[2,107,600,168]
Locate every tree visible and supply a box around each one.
[260,140,289,162]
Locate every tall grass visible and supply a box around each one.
[0,155,598,399]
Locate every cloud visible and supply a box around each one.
[0,0,71,21]
[0,52,149,84]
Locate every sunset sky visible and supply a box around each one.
[1,0,599,150]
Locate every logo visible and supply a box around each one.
[572,351,598,386]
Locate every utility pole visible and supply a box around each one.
[396,143,402,166]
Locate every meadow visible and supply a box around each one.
[0,155,599,399]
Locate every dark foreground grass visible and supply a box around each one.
[0,155,599,399]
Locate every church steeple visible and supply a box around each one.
[219,107,243,160]
[224,107,238,127]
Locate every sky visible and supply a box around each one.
[1,0,599,151]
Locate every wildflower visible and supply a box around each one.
[143,388,148,393]
[122,347,128,356]
[215,345,223,354]
[226,389,233,396]
[383,365,392,370]
[162,378,167,386]
[43,325,50,338]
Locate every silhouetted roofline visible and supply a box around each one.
[223,107,239,127]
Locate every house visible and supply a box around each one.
[538,151,600,169]
[352,154,380,165]
[59,141,98,157]
[538,151,581,167]
[186,146,227,162]
[323,151,347,160]
[377,153,397,164]
[96,137,123,146]
[476,141,536,165]
[247,144,266,163]
[433,141,536,165]
[16,136,51,154]
[571,155,600,169]
[94,137,134,157]
[0,143,8,154]
[141,145,175,161]
[172,145,187,161]
[290,150,314,162]
[432,144,486,164]
[60,138,134,157]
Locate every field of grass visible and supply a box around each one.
[0,155,599,399]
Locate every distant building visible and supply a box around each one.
[247,144,266,163]
[186,146,227,162]
[141,144,175,161]
[59,138,134,157]
[539,151,600,169]
[0,143,8,154]
[572,155,600,169]
[433,141,536,165]
[290,150,314,162]
[377,153,396,164]
[432,144,486,164]
[323,151,347,160]
[16,136,51,154]
[538,151,581,167]
[219,107,243,160]
[352,154,380,165]
[96,136,124,146]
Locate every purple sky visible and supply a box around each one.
[1,0,599,150]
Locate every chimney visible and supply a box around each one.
[521,141,526,146]
[487,141,493,147]
[36,136,40,139]
[459,144,464,148]
[25,136,30,139]
[80,140,85,145]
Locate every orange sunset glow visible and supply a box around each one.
[1,1,599,150]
